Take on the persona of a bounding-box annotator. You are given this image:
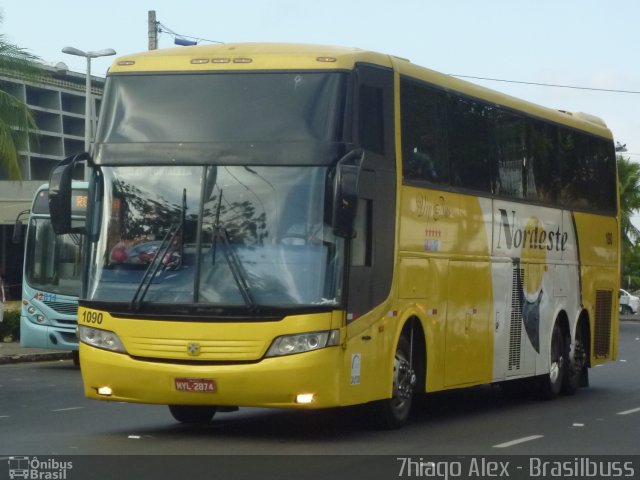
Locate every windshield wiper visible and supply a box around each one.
[213,225,257,310]
[130,190,186,312]
[211,189,257,310]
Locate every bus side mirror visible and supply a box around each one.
[332,149,363,239]
[12,209,29,244]
[12,220,23,244]
[49,152,90,235]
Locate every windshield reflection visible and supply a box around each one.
[87,165,344,311]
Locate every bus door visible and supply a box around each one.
[346,64,395,320]
[342,64,396,399]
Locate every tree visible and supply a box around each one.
[0,14,42,180]
[617,155,640,249]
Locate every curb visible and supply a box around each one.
[0,351,72,365]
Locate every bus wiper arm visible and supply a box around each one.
[130,189,187,312]
[213,226,257,310]
[130,221,182,312]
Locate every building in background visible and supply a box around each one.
[0,63,105,299]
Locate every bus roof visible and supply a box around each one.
[109,42,612,140]
[109,42,393,73]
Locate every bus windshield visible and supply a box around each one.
[87,165,345,311]
[25,218,83,297]
[94,72,348,166]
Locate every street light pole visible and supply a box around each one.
[61,47,116,151]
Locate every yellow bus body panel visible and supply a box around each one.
[573,212,620,363]
[79,307,392,408]
[398,186,494,390]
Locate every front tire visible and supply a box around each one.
[376,336,416,429]
[71,350,80,369]
[168,405,217,424]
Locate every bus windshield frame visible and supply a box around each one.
[85,70,354,316]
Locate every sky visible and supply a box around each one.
[2,0,639,160]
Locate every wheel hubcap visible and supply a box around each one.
[393,352,416,404]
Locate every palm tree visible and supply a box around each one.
[0,14,42,180]
[617,155,640,249]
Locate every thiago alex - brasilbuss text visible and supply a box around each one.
[396,457,636,478]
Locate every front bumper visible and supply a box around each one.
[80,342,342,408]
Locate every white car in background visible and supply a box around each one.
[619,289,639,315]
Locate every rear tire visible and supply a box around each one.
[375,335,416,429]
[562,325,588,395]
[538,321,566,400]
[621,304,632,315]
[168,405,217,424]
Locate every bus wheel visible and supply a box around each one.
[168,405,217,424]
[72,351,80,369]
[563,325,588,395]
[539,321,566,400]
[378,335,416,429]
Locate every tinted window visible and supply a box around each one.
[400,79,449,184]
[448,96,493,193]
[399,76,616,214]
[560,130,616,213]
[526,123,560,203]
[495,111,526,199]
[97,73,347,144]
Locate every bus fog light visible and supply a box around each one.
[265,329,340,357]
[97,386,113,396]
[78,325,126,353]
[35,314,45,323]
[296,393,315,404]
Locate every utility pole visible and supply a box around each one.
[148,10,158,50]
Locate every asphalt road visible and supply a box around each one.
[1,322,639,457]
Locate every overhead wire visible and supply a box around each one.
[156,21,223,45]
[450,74,640,95]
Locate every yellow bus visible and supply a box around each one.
[48,43,619,429]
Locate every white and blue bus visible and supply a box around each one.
[16,182,87,364]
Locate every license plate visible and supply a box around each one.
[175,378,217,393]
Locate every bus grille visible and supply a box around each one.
[127,337,267,361]
[42,300,79,316]
[508,267,524,371]
[594,289,612,358]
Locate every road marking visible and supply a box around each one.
[572,423,584,427]
[493,435,544,448]
[52,407,84,412]
[0,416,9,419]
[617,407,640,416]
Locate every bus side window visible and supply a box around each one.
[400,78,449,185]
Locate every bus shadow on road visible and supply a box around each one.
[124,384,552,442]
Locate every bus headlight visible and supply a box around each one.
[265,330,340,357]
[78,325,126,353]
[24,303,47,324]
